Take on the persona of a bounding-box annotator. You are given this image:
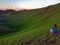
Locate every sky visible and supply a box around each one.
[0,0,60,10]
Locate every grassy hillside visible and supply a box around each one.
[0,3,60,45]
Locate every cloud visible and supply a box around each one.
[16,0,60,9]
[0,0,60,10]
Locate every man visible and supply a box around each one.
[50,24,58,34]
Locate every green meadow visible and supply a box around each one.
[0,3,60,45]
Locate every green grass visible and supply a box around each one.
[0,3,60,45]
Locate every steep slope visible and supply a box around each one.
[0,3,60,45]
